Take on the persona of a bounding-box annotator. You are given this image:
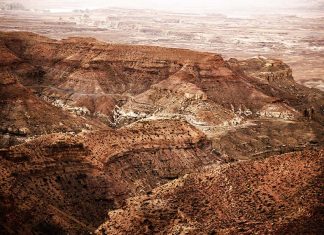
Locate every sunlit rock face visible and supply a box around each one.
[0,32,323,234]
[228,57,294,83]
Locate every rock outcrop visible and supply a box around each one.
[0,32,323,234]
[228,56,294,83]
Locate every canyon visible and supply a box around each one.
[0,31,323,234]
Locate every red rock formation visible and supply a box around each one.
[0,74,106,147]
[0,32,323,234]
[2,31,321,123]
[96,150,324,235]
[0,120,222,234]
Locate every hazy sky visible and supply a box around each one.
[3,0,323,13]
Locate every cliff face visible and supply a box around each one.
[1,32,322,122]
[0,32,323,234]
[1,31,322,153]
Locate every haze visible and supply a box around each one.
[4,0,323,14]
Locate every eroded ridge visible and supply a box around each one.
[0,32,323,234]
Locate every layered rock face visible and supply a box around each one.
[228,56,294,83]
[1,32,322,151]
[0,32,323,234]
[0,75,104,146]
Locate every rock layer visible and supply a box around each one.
[0,120,221,234]
[0,32,323,234]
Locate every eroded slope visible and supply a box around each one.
[0,32,323,234]
[0,120,221,234]
[96,150,324,235]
